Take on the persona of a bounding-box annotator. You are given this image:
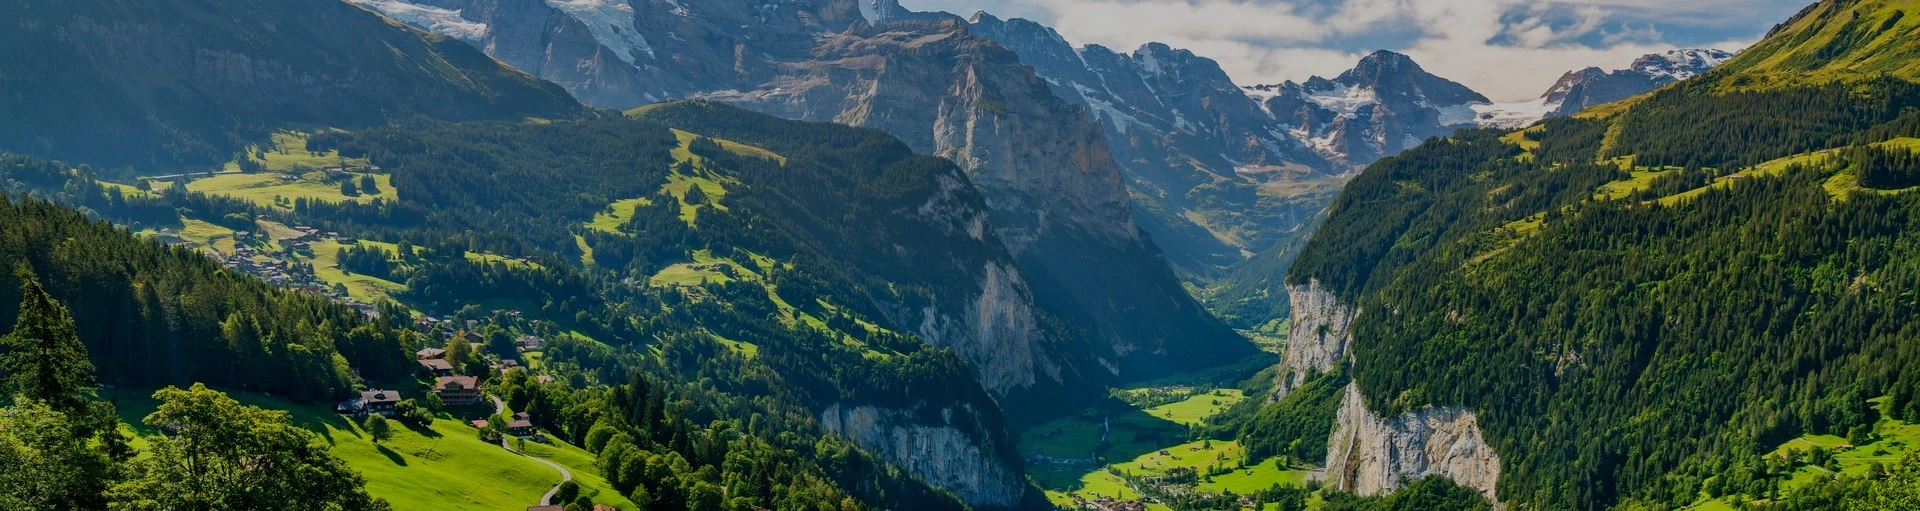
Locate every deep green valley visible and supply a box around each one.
[4,0,1920,511]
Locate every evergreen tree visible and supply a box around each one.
[340,179,358,197]
[2,266,97,417]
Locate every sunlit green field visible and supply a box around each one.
[105,387,635,511]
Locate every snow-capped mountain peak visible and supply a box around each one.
[1631,49,1736,82]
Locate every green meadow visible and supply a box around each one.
[105,387,635,511]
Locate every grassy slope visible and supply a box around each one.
[1716,0,1920,90]
[106,387,635,511]
[1023,370,1305,510]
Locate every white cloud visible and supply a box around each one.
[900,0,1796,102]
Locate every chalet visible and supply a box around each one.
[516,335,544,351]
[418,358,455,377]
[468,419,488,429]
[416,347,447,360]
[507,419,537,437]
[434,376,482,406]
[534,374,555,384]
[358,389,401,416]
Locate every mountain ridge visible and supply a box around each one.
[0,0,584,173]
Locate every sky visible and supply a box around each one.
[897,0,1811,102]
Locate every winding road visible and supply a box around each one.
[490,394,573,506]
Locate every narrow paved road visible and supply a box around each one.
[489,394,574,506]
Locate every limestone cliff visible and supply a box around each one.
[1272,279,1354,400]
[1320,384,1503,505]
[819,403,1027,509]
[1276,280,1504,505]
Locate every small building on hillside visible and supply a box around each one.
[418,358,454,377]
[507,419,536,437]
[435,376,482,406]
[358,389,401,416]
[416,347,446,360]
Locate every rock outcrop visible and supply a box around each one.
[819,403,1027,509]
[1321,384,1503,504]
[1272,279,1355,400]
[1275,280,1504,505]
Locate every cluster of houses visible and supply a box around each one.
[415,348,483,406]
[1067,495,1148,511]
[193,223,379,318]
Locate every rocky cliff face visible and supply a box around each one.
[819,403,1027,509]
[1272,279,1355,400]
[968,13,1342,272]
[350,0,864,108]
[1275,280,1504,504]
[1320,384,1503,505]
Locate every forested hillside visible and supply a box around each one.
[1279,0,1920,508]
[0,179,413,400]
[0,0,582,173]
[0,101,1064,508]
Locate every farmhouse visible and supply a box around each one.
[418,358,455,377]
[356,389,401,416]
[507,418,537,437]
[434,375,482,406]
[416,347,446,360]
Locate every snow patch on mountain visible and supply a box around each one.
[347,0,489,43]
[1304,84,1379,118]
[544,0,652,64]
[1470,99,1559,129]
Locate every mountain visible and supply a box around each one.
[1473,49,1737,122]
[309,103,1047,507]
[966,13,1343,276]
[0,0,583,173]
[1247,50,1492,168]
[1717,0,1920,88]
[350,0,1253,395]
[1265,0,1920,508]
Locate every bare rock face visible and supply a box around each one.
[1275,280,1503,505]
[819,403,1027,509]
[1272,279,1354,400]
[1321,383,1503,506]
[967,13,1345,273]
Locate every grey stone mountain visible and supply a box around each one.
[967,13,1343,274]
[1247,50,1492,168]
[1540,49,1736,116]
